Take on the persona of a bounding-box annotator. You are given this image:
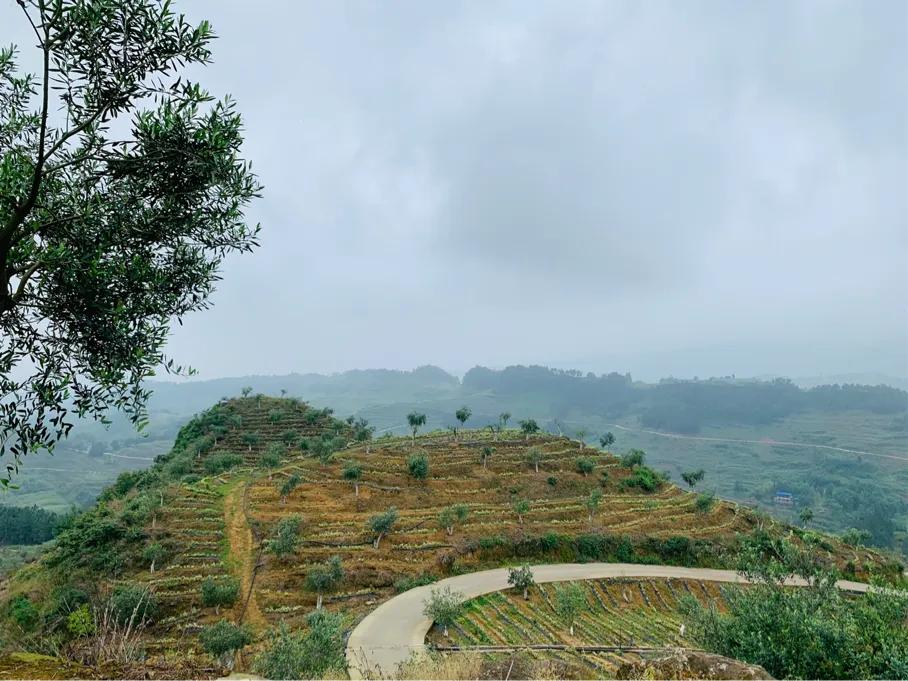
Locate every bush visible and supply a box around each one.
[200,619,252,667]
[394,574,437,593]
[546,476,558,487]
[201,576,240,613]
[620,465,665,492]
[66,604,95,637]
[620,449,646,467]
[695,492,716,513]
[279,473,302,500]
[110,584,158,625]
[682,534,908,679]
[9,595,39,631]
[407,453,429,480]
[254,613,346,679]
[204,452,243,475]
[260,443,283,470]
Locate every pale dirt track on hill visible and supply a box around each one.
[225,481,266,630]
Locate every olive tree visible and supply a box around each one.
[575,457,594,477]
[304,555,344,610]
[0,2,261,479]
[507,565,535,600]
[681,469,705,489]
[454,406,471,438]
[268,515,302,559]
[406,412,426,440]
[437,503,469,536]
[480,445,494,469]
[519,419,539,441]
[554,583,587,636]
[142,542,165,574]
[512,498,530,524]
[599,432,615,450]
[576,429,587,449]
[585,488,603,523]
[242,432,261,452]
[201,576,240,615]
[342,461,363,497]
[368,507,398,549]
[422,586,464,638]
[525,446,543,473]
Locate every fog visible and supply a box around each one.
[5,0,906,381]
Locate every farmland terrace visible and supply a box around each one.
[0,397,896,678]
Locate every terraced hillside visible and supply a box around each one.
[246,434,761,629]
[426,577,729,678]
[0,397,896,678]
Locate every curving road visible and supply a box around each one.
[345,563,871,679]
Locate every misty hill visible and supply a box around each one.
[3,365,906,554]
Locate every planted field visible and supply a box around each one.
[426,577,731,678]
[245,431,763,629]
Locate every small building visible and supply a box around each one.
[774,490,794,506]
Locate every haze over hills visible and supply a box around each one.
[3,365,906,554]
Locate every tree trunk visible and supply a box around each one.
[150,560,155,574]
[535,462,539,473]
[374,534,382,549]
[447,526,453,536]
[316,594,323,610]
[159,491,164,507]
[569,624,574,636]
[152,514,156,529]
[523,587,528,599]
[443,624,449,637]
[215,604,220,615]
[355,483,359,497]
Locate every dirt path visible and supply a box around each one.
[345,563,872,679]
[224,480,267,630]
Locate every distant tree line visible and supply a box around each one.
[0,505,66,545]
[463,366,907,433]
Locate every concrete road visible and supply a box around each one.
[345,562,870,679]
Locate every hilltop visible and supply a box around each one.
[0,396,900,678]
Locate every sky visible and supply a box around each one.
[4,0,907,381]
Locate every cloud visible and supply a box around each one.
[2,0,905,379]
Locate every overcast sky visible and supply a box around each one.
[5,0,907,381]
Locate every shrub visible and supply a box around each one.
[620,449,646,467]
[682,534,908,679]
[407,453,429,480]
[394,574,437,593]
[695,492,716,513]
[110,584,158,625]
[66,604,95,637]
[259,444,283,471]
[268,515,303,559]
[254,611,346,679]
[201,576,241,614]
[204,452,243,475]
[841,528,871,547]
[575,457,594,476]
[620,465,665,492]
[9,595,39,631]
[279,473,302,501]
[200,620,252,668]
[546,475,558,487]
[182,473,201,484]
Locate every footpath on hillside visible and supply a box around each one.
[224,480,267,630]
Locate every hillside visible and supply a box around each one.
[0,397,899,678]
[6,365,905,553]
